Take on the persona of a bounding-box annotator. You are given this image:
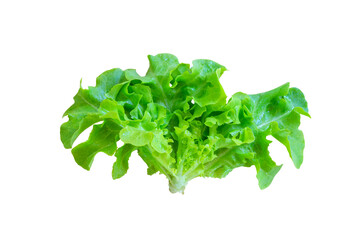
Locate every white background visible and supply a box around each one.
[1,0,359,239]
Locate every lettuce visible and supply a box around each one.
[60,54,310,193]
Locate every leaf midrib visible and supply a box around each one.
[257,110,291,129]
[79,93,98,111]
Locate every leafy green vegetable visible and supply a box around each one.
[60,54,310,193]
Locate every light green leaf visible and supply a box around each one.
[61,69,124,148]
[249,83,310,169]
[252,134,283,189]
[71,120,121,170]
[112,144,136,179]
[60,113,101,149]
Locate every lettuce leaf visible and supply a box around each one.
[61,54,310,193]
